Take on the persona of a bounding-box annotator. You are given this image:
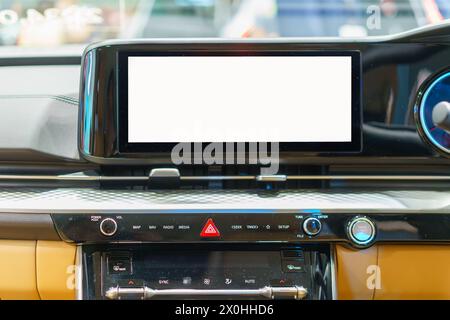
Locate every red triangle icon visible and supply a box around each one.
[200,218,220,237]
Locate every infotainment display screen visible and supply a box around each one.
[117,51,361,153]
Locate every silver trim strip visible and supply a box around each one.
[149,168,180,179]
[75,245,83,300]
[256,175,288,182]
[1,173,450,182]
[105,285,307,300]
[330,245,338,300]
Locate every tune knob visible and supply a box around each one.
[432,101,450,132]
[302,217,322,236]
[100,218,118,236]
[347,216,375,247]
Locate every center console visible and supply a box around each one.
[81,244,332,300]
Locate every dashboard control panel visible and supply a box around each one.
[54,212,332,243]
[52,211,450,248]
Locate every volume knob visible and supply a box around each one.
[100,218,118,236]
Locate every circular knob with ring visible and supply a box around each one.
[302,217,322,236]
[347,216,376,247]
[415,70,450,156]
[432,101,450,132]
[100,218,118,236]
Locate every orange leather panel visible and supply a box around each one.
[0,240,40,300]
[335,244,378,300]
[36,240,76,300]
[374,245,450,300]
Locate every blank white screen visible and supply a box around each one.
[128,56,352,143]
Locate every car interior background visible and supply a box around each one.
[0,0,450,301]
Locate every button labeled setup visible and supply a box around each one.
[200,218,220,237]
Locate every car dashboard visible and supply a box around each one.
[1,23,450,301]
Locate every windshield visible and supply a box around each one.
[0,0,449,47]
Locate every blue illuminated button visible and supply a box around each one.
[348,217,376,246]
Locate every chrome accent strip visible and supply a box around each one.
[330,245,338,300]
[287,175,450,181]
[105,285,307,300]
[1,173,450,182]
[256,175,287,182]
[181,175,255,181]
[149,168,180,179]
[75,245,83,300]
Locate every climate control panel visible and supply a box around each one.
[81,244,333,300]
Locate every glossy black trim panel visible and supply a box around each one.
[53,212,450,247]
[79,34,450,165]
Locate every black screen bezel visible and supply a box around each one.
[117,50,362,153]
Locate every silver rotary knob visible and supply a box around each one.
[302,217,322,236]
[100,218,118,236]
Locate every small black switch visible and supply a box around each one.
[282,260,306,273]
[108,256,132,275]
[282,250,304,259]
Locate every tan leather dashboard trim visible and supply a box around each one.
[337,244,450,300]
[336,244,378,300]
[36,240,76,300]
[0,240,40,300]
[374,245,450,300]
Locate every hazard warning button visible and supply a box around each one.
[200,218,220,238]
